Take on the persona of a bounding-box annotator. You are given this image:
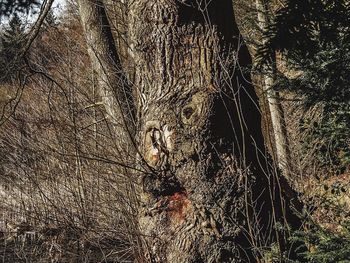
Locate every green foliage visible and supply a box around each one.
[258,0,350,173]
[258,0,350,62]
[277,184,350,263]
[294,43,350,174]
[290,218,350,262]
[0,13,26,83]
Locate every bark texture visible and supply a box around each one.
[127,1,272,261]
[78,0,302,261]
[78,0,135,155]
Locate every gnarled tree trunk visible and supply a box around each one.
[128,1,287,261]
[78,0,301,262]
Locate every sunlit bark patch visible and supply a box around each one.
[143,121,175,168]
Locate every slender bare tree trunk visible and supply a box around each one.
[255,0,292,179]
[77,2,142,258]
[77,0,135,155]
[103,0,134,81]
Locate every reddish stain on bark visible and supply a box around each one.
[167,192,190,221]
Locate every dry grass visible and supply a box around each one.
[0,10,141,263]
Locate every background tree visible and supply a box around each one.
[44,9,58,27]
[0,14,26,83]
[258,1,350,260]
[0,0,39,17]
[258,0,350,174]
[254,0,291,179]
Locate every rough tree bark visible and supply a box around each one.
[127,1,299,262]
[78,0,301,262]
